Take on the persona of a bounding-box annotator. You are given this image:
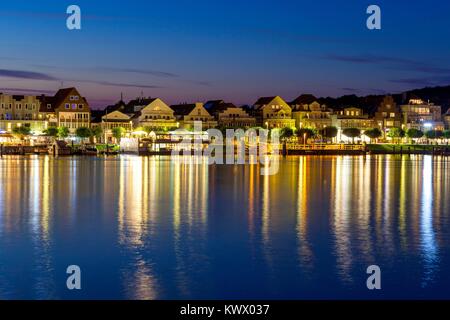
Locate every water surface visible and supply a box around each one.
[0,155,449,299]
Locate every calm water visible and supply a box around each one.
[0,155,449,300]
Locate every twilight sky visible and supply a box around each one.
[1,0,450,108]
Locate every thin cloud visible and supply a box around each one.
[324,54,450,74]
[342,87,360,93]
[96,81,163,89]
[390,77,450,86]
[341,87,388,95]
[67,78,164,89]
[0,87,55,94]
[96,67,179,78]
[0,69,56,80]
[30,64,179,79]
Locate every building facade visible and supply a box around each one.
[444,109,450,130]
[40,88,91,133]
[400,98,445,131]
[332,107,375,142]
[252,96,295,129]
[374,96,403,130]
[208,102,256,129]
[135,98,177,131]
[0,93,47,133]
[170,103,217,129]
[290,95,333,129]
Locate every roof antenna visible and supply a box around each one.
[120,92,123,102]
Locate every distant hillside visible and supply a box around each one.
[317,85,450,115]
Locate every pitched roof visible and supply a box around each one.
[37,87,89,112]
[37,95,56,112]
[291,94,317,105]
[253,96,276,106]
[170,103,197,116]
[52,88,76,107]
[104,100,127,113]
[208,102,237,115]
[204,100,225,109]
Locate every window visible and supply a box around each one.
[47,104,52,109]
[65,103,70,109]
[390,113,395,118]
[72,104,77,109]
[78,104,83,109]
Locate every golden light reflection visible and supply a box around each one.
[172,158,210,297]
[354,155,373,264]
[117,156,157,300]
[398,156,407,248]
[296,156,313,271]
[331,156,353,284]
[420,155,438,287]
[247,162,255,236]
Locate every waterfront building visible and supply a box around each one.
[170,102,217,129]
[37,95,58,128]
[374,96,403,131]
[41,87,91,133]
[444,109,450,130]
[290,94,333,129]
[126,96,156,113]
[332,107,375,142]
[207,101,256,129]
[91,109,133,143]
[0,93,48,134]
[134,98,177,131]
[252,96,296,129]
[400,98,445,131]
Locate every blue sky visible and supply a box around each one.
[1,0,450,107]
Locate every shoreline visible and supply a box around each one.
[1,150,449,157]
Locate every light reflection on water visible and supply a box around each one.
[0,154,449,299]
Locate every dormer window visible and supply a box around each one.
[65,103,70,109]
